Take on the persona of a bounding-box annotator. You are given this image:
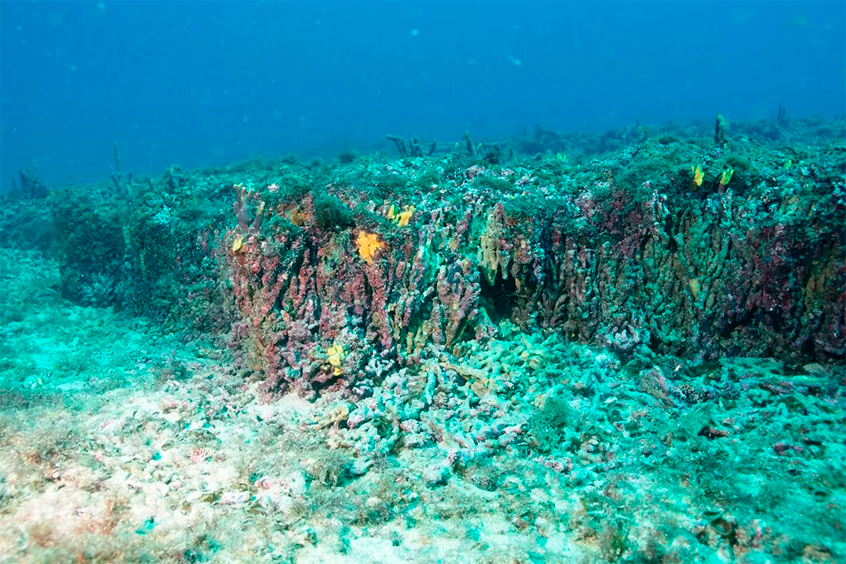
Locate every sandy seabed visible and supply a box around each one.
[0,248,844,564]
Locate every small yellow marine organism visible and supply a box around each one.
[388,204,415,226]
[356,231,385,264]
[691,164,705,187]
[719,167,734,186]
[326,343,345,376]
[232,235,244,253]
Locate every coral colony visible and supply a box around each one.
[0,116,844,562]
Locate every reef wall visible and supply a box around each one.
[223,146,844,398]
[5,119,843,398]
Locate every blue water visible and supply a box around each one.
[1,0,844,187]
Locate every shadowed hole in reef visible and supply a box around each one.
[479,267,518,324]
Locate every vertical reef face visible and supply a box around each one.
[222,141,844,398]
[10,121,841,398]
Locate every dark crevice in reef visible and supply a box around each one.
[479,267,518,325]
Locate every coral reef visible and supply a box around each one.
[0,116,843,563]
[220,122,843,398]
